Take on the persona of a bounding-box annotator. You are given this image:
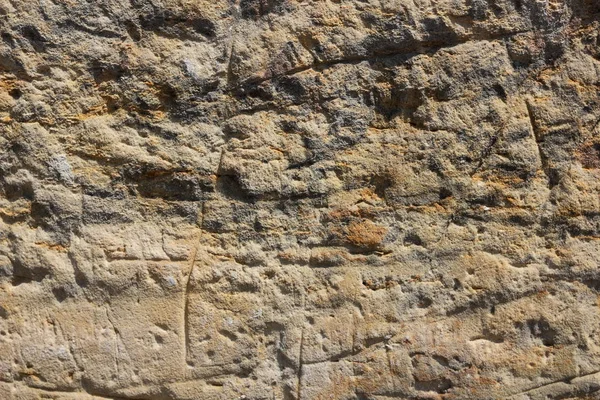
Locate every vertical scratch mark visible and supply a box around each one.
[526,100,542,147]
[56,320,83,374]
[296,290,307,400]
[352,312,358,397]
[227,42,236,88]
[386,343,396,392]
[104,306,121,381]
[351,313,357,356]
[184,202,205,370]
[525,99,551,186]
[68,341,83,373]
[296,328,305,400]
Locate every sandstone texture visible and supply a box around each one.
[2,0,600,399]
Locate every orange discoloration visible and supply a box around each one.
[346,220,387,250]
[35,242,68,252]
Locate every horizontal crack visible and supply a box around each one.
[507,370,600,398]
[227,28,533,93]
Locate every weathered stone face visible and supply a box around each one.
[1,0,600,399]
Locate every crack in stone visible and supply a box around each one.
[507,370,600,398]
[183,201,205,370]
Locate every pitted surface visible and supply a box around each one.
[1,1,600,399]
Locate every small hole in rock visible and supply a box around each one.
[9,88,21,99]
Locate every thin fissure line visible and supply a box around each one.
[184,202,205,370]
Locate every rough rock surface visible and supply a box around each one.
[1,0,600,399]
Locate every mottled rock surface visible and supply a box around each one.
[2,0,600,399]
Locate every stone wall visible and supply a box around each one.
[1,0,600,399]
